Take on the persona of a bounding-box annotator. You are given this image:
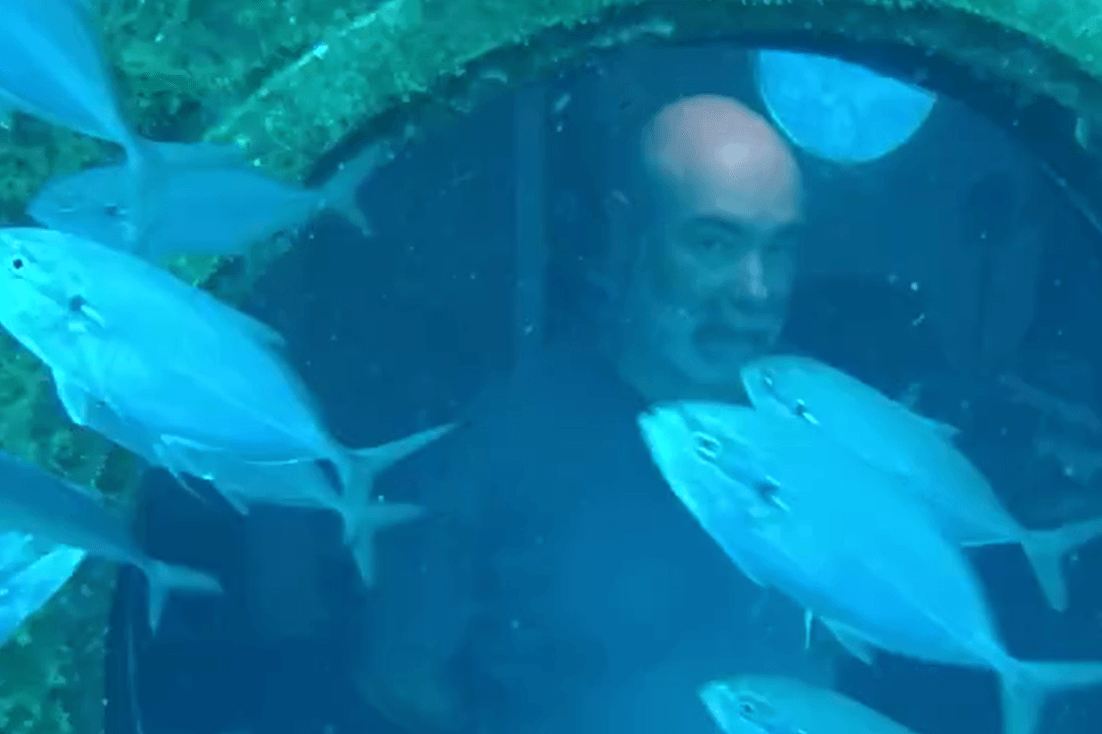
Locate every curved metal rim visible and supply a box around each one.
[185,0,1102,298]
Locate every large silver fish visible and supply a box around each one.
[638,401,1102,734]
[0,227,451,586]
[739,354,1102,612]
[29,140,384,261]
[701,674,919,734]
[0,450,220,631]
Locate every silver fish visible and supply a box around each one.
[639,401,1102,734]
[0,450,220,631]
[29,140,387,261]
[26,141,246,257]
[0,227,452,586]
[740,354,1102,612]
[701,674,919,734]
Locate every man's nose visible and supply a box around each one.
[732,250,770,302]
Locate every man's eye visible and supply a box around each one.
[696,235,733,254]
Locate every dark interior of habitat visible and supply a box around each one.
[96,38,1102,734]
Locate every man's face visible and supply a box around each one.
[626,175,802,389]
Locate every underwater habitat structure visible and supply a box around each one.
[3,0,1102,733]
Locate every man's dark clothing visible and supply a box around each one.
[368,343,819,734]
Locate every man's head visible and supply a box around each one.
[614,94,803,398]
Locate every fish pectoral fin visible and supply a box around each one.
[821,618,876,665]
[731,556,767,589]
[153,438,230,509]
[804,609,814,649]
[53,373,93,426]
[911,412,961,441]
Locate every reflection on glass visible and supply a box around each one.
[755,49,936,164]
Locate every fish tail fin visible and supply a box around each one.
[334,423,454,585]
[343,499,425,587]
[336,423,457,503]
[1001,659,1102,734]
[320,141,395,238]
[1021,514,1102,611]
[144,560,223,633]
[123,136,166,258]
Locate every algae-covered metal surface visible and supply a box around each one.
[4,0,1102,733]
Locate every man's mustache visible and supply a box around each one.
[704,298,785,329]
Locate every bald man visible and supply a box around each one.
[612,94,803,402]
[358,94,825,734]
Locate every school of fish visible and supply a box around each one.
[1,4,1101,734]
[639,354,1102,734]
[0,0,446,640]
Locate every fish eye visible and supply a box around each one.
[10,257,22,270]
[693,432,722,462]
[754,477,787,510]
[736,695,762,720]
[68,295,86,313]
[104,203,123,217]
[793,400,820,426]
